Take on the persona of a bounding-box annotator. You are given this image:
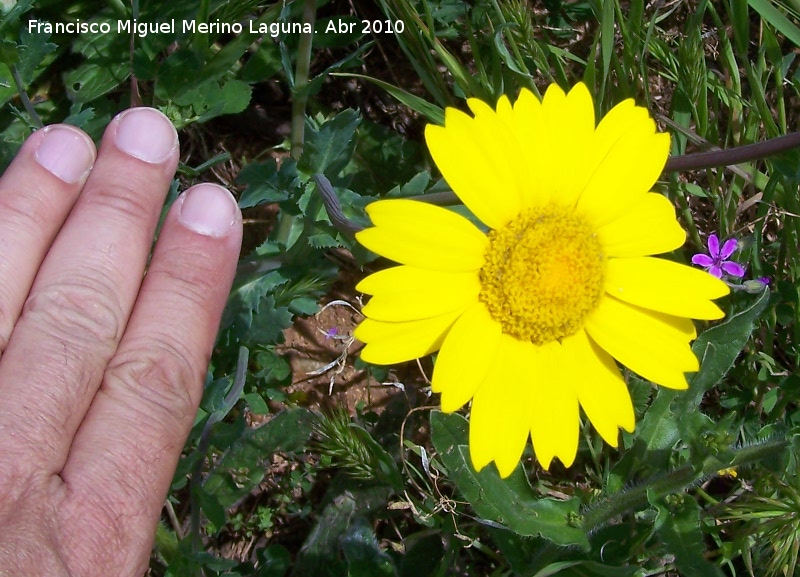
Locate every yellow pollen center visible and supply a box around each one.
[479,205,605,345]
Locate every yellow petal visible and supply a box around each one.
[433,302,502,412]
[425,106,523,229]
[563,331,634,446]
[550,83,596,206]
[528,341,580,469]
[597,193,686,257]
[469,334,531,477]
[576,101,671,227]
[362,273,480,322]
[511,88,549,207]
[585,296,699,390]
[494,94,514,122]
[355,311,462,365]
[605,257,729,320]
[356,265,477,295]
[515,83,595,208]
[356,200,487,272]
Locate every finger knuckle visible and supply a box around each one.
[84,180,159,226]
[23,278,123,345]
[104,341,201,422]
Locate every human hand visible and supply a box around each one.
[0,108,242,575]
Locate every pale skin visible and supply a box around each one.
[0,108,243,575]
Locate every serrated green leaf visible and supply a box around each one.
[289,296,319,316]
[254,349,292,383]
[222,269,288,337]
[430,411,588,549]
[385,171,432,198]
[16,25,56,86]
[247,294,294,345]
[652,497,725,577]
[0,0,35,33]
[307,232,340,249]
[636,388,680,452]
[298,109,360,176]
[0,40,18,65]
[237,159,300,208]
[685,289,770,406]
[203,409,314,509]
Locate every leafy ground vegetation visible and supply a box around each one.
[3,0,800,575]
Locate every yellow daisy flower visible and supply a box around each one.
[353,83,729,478]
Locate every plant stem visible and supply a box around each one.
[189,347,249,573]
[277,0,317,248]
[10,65,42,129]
[290,0,317,162]
[581,435,790,534]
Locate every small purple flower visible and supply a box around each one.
[692,234,746,278]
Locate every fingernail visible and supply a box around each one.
[177,184,239,237]
[114,108,178,163]
[34,125,95,183]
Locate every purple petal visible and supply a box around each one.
[708,265,723,278]
[692,254,715,267]
[758,276,771,285]
[707,234,720,258]
[719,238,739,260]
[721,261,746,277]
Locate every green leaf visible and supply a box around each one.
[430,411,588,549]
[652,496,725,577]
[203,408,314,509]
[307,232,341,249]
[256,544,292,577]
[155,48,206,100]
[293,484,393,577]
[237,159,300,208]
[64,25,129,103]
[340,518,397,577]
[298,109,361,176]
[247,294,294,345]
[330,72,444,125]
[749,0,800,48]
[222,269,288,337]
[532,560,641,577]
[685,289,770,407]
[16,25,56,86]
[0,0,34,33]
[635,388,680,452]
[244,392,270,415]
[190,78,250,119]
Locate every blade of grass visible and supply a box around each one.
[749,0,800,47]
[330,72,444,124]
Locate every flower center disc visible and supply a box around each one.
[479,205,605,345]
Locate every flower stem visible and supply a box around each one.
[581,435,790,534]
[290,0,316,162]
[10,65,43,129]
[277,0,316,248]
